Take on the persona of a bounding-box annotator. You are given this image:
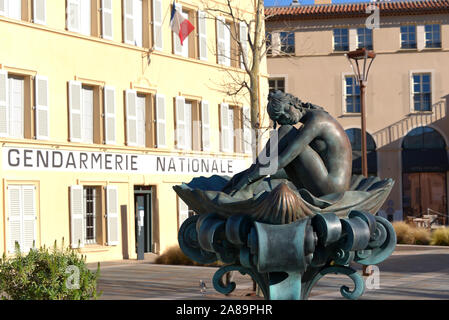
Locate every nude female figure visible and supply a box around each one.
[222,90,352,198]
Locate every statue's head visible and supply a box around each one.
[267,90,306,125]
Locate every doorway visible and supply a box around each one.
[134,186,153,260]
[403,172,447,224]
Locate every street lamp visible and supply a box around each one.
[346,48,376,178]
[346,48,376,277]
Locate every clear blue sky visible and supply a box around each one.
[265,0,370,6]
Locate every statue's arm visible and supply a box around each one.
[275,121,319,170]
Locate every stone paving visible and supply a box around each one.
[89,245,449,300]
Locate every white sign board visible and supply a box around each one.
[2,147,249,176]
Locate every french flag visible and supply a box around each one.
[170,1,195,46]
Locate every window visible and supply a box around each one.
[175,97,209,151]
[220,103,246,153]
[425,24,441,48]
[125,90,165,148]
[172,4,197,58]
[401,25,416,49]
[269,78,285,93]
[357,28,373,50]
[216,16,239,67]
[70,185,119,248]
[67,0,92,36]
[333,28,349,51]
[68,81,107,144]
[345,128,377,175]
[412,73,431,112]
[0,0,22,20]
[84,187,99,244]
[7,185,37,253]
[344,76,360,113]
[280,32,295,54]
[123,0,144,46]
[0,71,49,140]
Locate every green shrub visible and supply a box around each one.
[0,240,101,300]
[430,227,449,246]
[155,245,223,267]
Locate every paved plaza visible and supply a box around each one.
[89,245,449,300]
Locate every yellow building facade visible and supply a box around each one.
[0,0,268,262]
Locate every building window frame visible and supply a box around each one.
[269,77,286,93]
[410,70,433,113]
[280,31,295,54]
[333,28,349,52]
[342,73,361,114]
[424,24,441,49]
[357,27,373,50]
[400,25,417,49]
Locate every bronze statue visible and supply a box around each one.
[174,91,394,225]
[223,90,352,198]
[174,90,397,300]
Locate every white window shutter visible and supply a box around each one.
[349,28,357,51]
[152,0,163,50]
[33,0,46,25]
[198,11,207,61]
[0,0,5,16]
[155,93,166,148]
[69,80,82,142]
[67,0,81,33]
[22,185,36,252]
[201,100,210,151]
[417,25,425,50]
[104,85,116,144]
[7,185,22,253]
[80,0,91,36]
[9,76,24,139]
[133,0,143,47]
[136,94,145,147]
[126,89,138,146]
[216,16,226,65]
[175,96,186,150]
[101,0,113,40]
[35,75,49,140]
[106,186,119,246]
[185,101,192,150]
[173,3,183,55]
[70,185,84,248]
[8,0,21,19]
[178,197,189,228]
[243,105,252,154]
[123,0,134,45]
[220,103,230,152]
[239,22,248,69]
[0,70,8,137]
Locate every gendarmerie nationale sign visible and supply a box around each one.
[2,147,249,175]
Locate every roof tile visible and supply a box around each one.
[265,0,449,20]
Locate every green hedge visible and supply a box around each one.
[0,240,101,300]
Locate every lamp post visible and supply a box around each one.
[346,48,376,178]
[346,48,376,277]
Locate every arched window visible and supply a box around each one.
[345,128,377,175]
[402,126,447,172]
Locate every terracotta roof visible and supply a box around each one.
[265,0,449,21]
